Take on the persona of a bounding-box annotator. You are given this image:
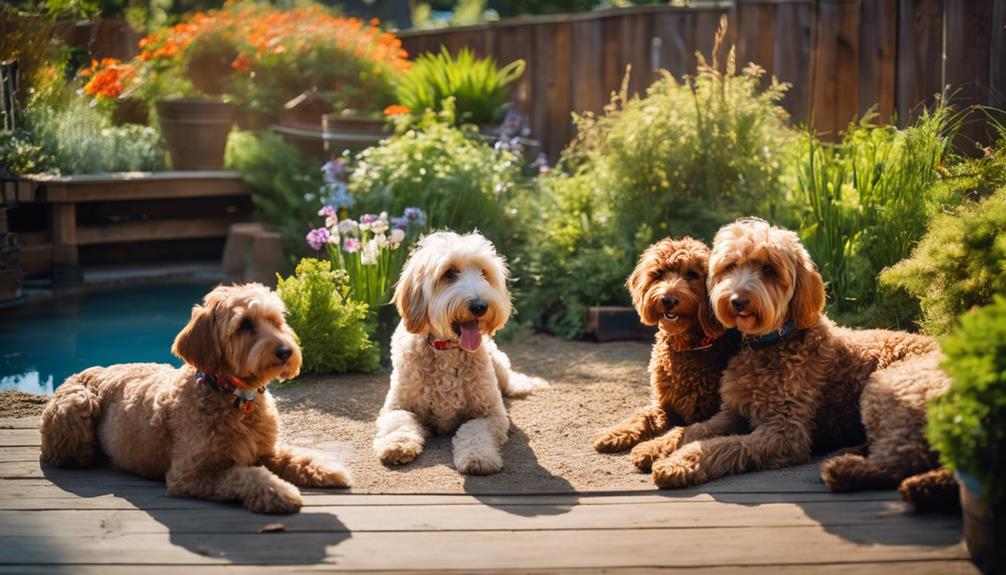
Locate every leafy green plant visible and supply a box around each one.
[796,106,963,322]
[0,130,52,177]
[881,185,1006,335]
[25,96,166,174]
[276,258,379,375]
[226,131,320,261]
[394,47,524,125]
[927,296,1006,505]
[350,105,521,243]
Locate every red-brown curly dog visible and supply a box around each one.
[631,219,952,507]
[40,283,350,514]
[593,237,739,454]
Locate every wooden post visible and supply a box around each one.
[50,200,82,285]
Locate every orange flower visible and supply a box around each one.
[383,104,411,117]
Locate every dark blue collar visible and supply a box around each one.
[196,371,266,412]
[744,321,798,349]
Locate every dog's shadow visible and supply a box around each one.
[41,462,350,565]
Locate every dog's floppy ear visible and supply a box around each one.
[788,246,825,330]
[626,250,654,324]
[393,264,429,334]
[172,298,223,374]
[697,295,725,339]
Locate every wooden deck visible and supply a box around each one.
[0,417,978,573]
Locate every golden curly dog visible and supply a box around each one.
[40,283,350,514]
[373,231,548,475]
[593,237,739,454]
[630,219,952,507]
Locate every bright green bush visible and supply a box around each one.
[226,131,320,261]
[797,107,962,323]
[276,258,379,375]
[881,186,1006,335]
[394,47,525,125]
[927,296,1006,505]
[25,97,166,174]
[350,106,521,243]
[565,45,796,247]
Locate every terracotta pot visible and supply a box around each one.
[157,98,234,171]
[958,471,1005,574]
[322,114,386,155]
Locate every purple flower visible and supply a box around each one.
[343,237,361,253]
[404,207,422,220]
[305,227,331,252]
[360,214,379,225]
[321,158,346,183]
[318,206,336,217]
[390,216,408,230]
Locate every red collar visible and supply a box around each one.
[426,335,457,350]
[669,334,719,353]
[196,371,265,412]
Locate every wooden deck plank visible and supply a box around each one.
[0,418,40,429]
[0,561,982,575]
[0,525,968,568]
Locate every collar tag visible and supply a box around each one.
[744,320,797,349]
[197,371,266,412]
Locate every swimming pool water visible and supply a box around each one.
[0,283,212,395]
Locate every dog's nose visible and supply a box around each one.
[276,346,293,361]
[730,295,749,312]
[660,295,679,309]
[468,299,489,317]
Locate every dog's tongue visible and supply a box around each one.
[458,320,482,352]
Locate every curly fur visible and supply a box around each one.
[593,237,739,455]
[374,231,548,475]
[40,284,350,514]
[633,219,950,507]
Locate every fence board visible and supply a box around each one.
[812,0,861,138]
[774,1,816,124]
[571,19,605,116]
[897,0,944,125]
[944,0,994,148]
[859,0,898,123]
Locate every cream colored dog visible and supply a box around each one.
[373,231,548,475]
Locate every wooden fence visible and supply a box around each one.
[399,0,1006,159]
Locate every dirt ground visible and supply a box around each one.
[0,391,49,418]
[1,335,667,492]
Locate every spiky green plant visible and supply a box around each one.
[394,47,524,125]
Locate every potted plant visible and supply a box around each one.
[927,296,1006,575]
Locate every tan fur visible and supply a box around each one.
[374,231,548,475]
[633,219,947,499]
[40,284,350,514]
[593,237,738,454]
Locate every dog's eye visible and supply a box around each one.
[762,265,776,277]
[238,318,254,332]
[443,268,458,281]
[686,270,700,280]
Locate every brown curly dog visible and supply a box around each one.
[593,237,739,454]
[40,283,350,514]
[632,219,952,508]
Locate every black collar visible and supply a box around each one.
[743,321,800,349]
[196,371,266,412]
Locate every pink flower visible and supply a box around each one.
[343,237,361,252]
[318,206,336,217]
[306,227,330,251]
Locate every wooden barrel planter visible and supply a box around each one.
[157,99,235,171]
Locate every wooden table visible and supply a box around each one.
[10,171,250,282]
[0,417,977,574]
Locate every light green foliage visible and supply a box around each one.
[25,96,165,174]
[927,296,1006,505]
[881,186,1006,335]
[276,258,379,375]
[796,107,961,323]
[565,46,795,247]
[0,130,52,177]
[350,106,520,242]
[394,48,524,125]
[226,131,320,262]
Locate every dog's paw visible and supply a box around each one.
[652,445,706,489]
[593,429,637,453]
[244,475,304,514]
[375,437,423,466]
[503,373,550,399]
[630,440,662,472]
[455,450,503,475]
[308,461,352,489]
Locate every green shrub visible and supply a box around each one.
[226,131,320,262]
[0,130,52,177]
[881,186,1006,335]
[276,258,379,375]
[565,41,795,248]
[394,47,525,125]
[927,296,1006,505]
[25,96,166,174]
[796,106,962,322]
[350,106,521,243]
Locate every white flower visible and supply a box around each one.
[325,214,339,229]
[360,238,379,265]
[371,218,389,235]
[374,232,388,248]
[359,222,371,233]
[338,219,359,235]
[389,228,406,246]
